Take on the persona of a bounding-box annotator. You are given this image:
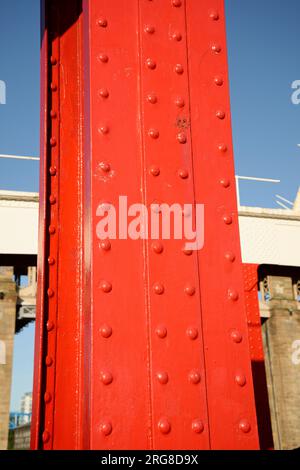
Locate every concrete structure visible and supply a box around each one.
[20,393,32,424]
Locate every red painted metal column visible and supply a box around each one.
[32,0,259,450]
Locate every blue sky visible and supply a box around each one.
[0,0,299,410]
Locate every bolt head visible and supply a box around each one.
[216,110,226,120]
[50,110,57,119]
[100,239,111,251]
[214,76,224,86]
[49,166,57,176]
[235,374,247,387]
[147,93,157,104]
[188,370,201,384]
[46,321,55,332]
[50,83,57,91]
[172,31,182,41]
[49,195,56,205]
[186,327,198,340]
[42,431,50,443]
[50,56,57,65]
[98,53,109,63]
[47,288,54,298]
[225,251,236,262]
[44,392,52,403]
[100,371,113,385]
[98,18,107,27]
[239,419,251,433]
[100,280,112,293]
[100,324,112,338]
[211,44,222,53]
[146,58,156,70]
[45,356,53,367]
[99,161,111,173]
[178,168,189,179]
[192,419,204,434]
[228,289,239,301]
[177,132,187,144]
[223,215,233,225]
[149,165,160,176]
[218,143,228,153]
[220,178,230,188]
[184,285,196,296]
[99,125,109,135]
[156,371,169,384]
[100,421,112,436]
[151,241,164,254]
[49,225,56,235]
[209,10,219,21]
[172,0,182,6]
[175,97,185,108]
[174,64,184,74]
[144,24,155,34]
[158,417,171,434]
[231,330,243,343]
[148,128,159,139]
[182,247,193,256]
[48,256,55,266]
[156,325,167,338]
[50,137,57,147]
[98,88,109,99]
[153,283,164,295]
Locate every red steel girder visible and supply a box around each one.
[32,0,259,450]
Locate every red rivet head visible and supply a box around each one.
[231,330,243,343]
[235,374,247,387]
[225,251,236,262]
[189,370,201,384]
[172,0,182,6]
[100,280,112,293]
[153,282,164,295]
[178,169,189,179]
[99,161,111,173]
[47,288,54,298]
[174,64,184,74]
[209,10,219,21]
[147,93,157,104]
[100,421,112,436]
[177,132,187,144]
[218,143,228,153]
[158,417,171,434]
[50,56,57,65]
[175,97,185,108]
[100,371,113,385]
[172,31,182,41]
[148,128,159,139]
[146,58,156,70]
[99,125,109,135]
[49,225,56,235]
[220,178,230,188]
[214,76,224,86]
[228,289,239,301]
[50,110,57,119]
[49,166,57,176]
[42,431,50,443]
[100,239,111,251]
[211,44,222,53]
[182,247,193,256]
[151,241,164,254]
[98,88,109,99]
[44,392,52,403]
[48,257,55,266]
[192,419,204,434]
[50,137,57,147]
[216,110,226,120]
[98,53,109,63]
[45,356,53,367]
[98,18,108,28]
[46,321,54,332]
[239,419,251,434]
[50,83,57,91]
[186,327,198,340]
[100,324,112,338]
[223,215,233,225]
[156,325,167,338]
[144,24,155,34]
[49,195,56,205]
[184,285,196,296]
[149,165,160,176]
[156,371,169,384]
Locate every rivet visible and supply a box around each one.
[44,392,52,404]
[98,53,109,63]
[211,44,222,53]
[175,97,185,108]
[156,325,167,338]
[149,165,160,176]
[50,110,57,119]
[216,110,226,120]
[46,321,54,332]
[48,257,55,266]
[231,330,243,343]
[209,10,219,21]
[184,285,196,296]
[98,18,108,28]
[100,324,112,338]
[147,93,157,104]
[50,137,57,147]
[100,280,112,293]
[228,289,239,301]
[182,247,193,256]
[186,327,198,340]
[220,178,230,188]
[214,76,223,86]
[223,215,233,225]
[100,371,113,385]
[99,161,111,173]
[49,195,56,205]
[49,225,56,235]
[178,169,189,179]
[99,125,109,135]
[156,371,169,384]
[239,420,251,434]
[192,419,204,434]
[188,370,201,384]
[172,0,182,6]
[158,417,171,434]
[153,282,164,295]
[174,64,184,74]
[148,128,159,139]
[218,143,227,153]
[98,88,109,99]
[172,31,182,41]
[151,241,164,254]
[100,421,112,436]
[177,132,187,144]
[144,25,155,34]
[45,356,53,367]
[146,58,156,70]
[50,56,57,65]
[100,239,111,251]
[47,288,54,298]
[225,251,236,262]
[42,431,50,443]
[49,166,57,176]
[50,83,57,91]
[235,374,247,387]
